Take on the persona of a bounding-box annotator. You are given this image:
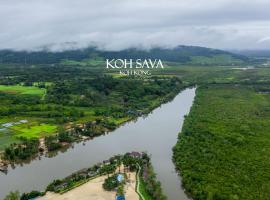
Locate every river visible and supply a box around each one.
[0,88,195,200]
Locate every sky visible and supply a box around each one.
[1,0,270,51]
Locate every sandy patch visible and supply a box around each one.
[125,172,138,199]
[38,172,139,200]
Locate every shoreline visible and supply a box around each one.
[0,84,190,169]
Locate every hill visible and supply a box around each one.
[0,46,248,65]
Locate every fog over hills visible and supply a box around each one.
[0,46,248,65]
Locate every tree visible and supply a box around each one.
[103,175,119,191]
[4,191,20,200]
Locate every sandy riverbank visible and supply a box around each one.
[38,171,138,200]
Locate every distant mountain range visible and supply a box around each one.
[0,46,249,65]
[231,49,270,58]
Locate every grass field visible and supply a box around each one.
[173,84,270,200]
[0,85,46,97]
[0,120,57,150]
[12,123,57,139]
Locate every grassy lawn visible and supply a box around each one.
[0,85,46,97]
[173,84,270,200]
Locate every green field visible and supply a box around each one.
[0,121,57,150]
[12,123,57,139]
[0,85,46,97]
[173,84,270,200]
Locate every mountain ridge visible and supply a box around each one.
[0,45,249,65]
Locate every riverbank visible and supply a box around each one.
[0,83,189,169]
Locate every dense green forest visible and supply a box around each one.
[173,84,270,200]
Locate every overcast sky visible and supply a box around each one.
[1,0,270,51]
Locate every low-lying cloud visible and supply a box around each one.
[1,0,270,51]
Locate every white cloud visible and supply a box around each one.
[1,0,270,51]
[257,37,270,43]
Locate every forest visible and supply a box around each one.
[173,84,270,200]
